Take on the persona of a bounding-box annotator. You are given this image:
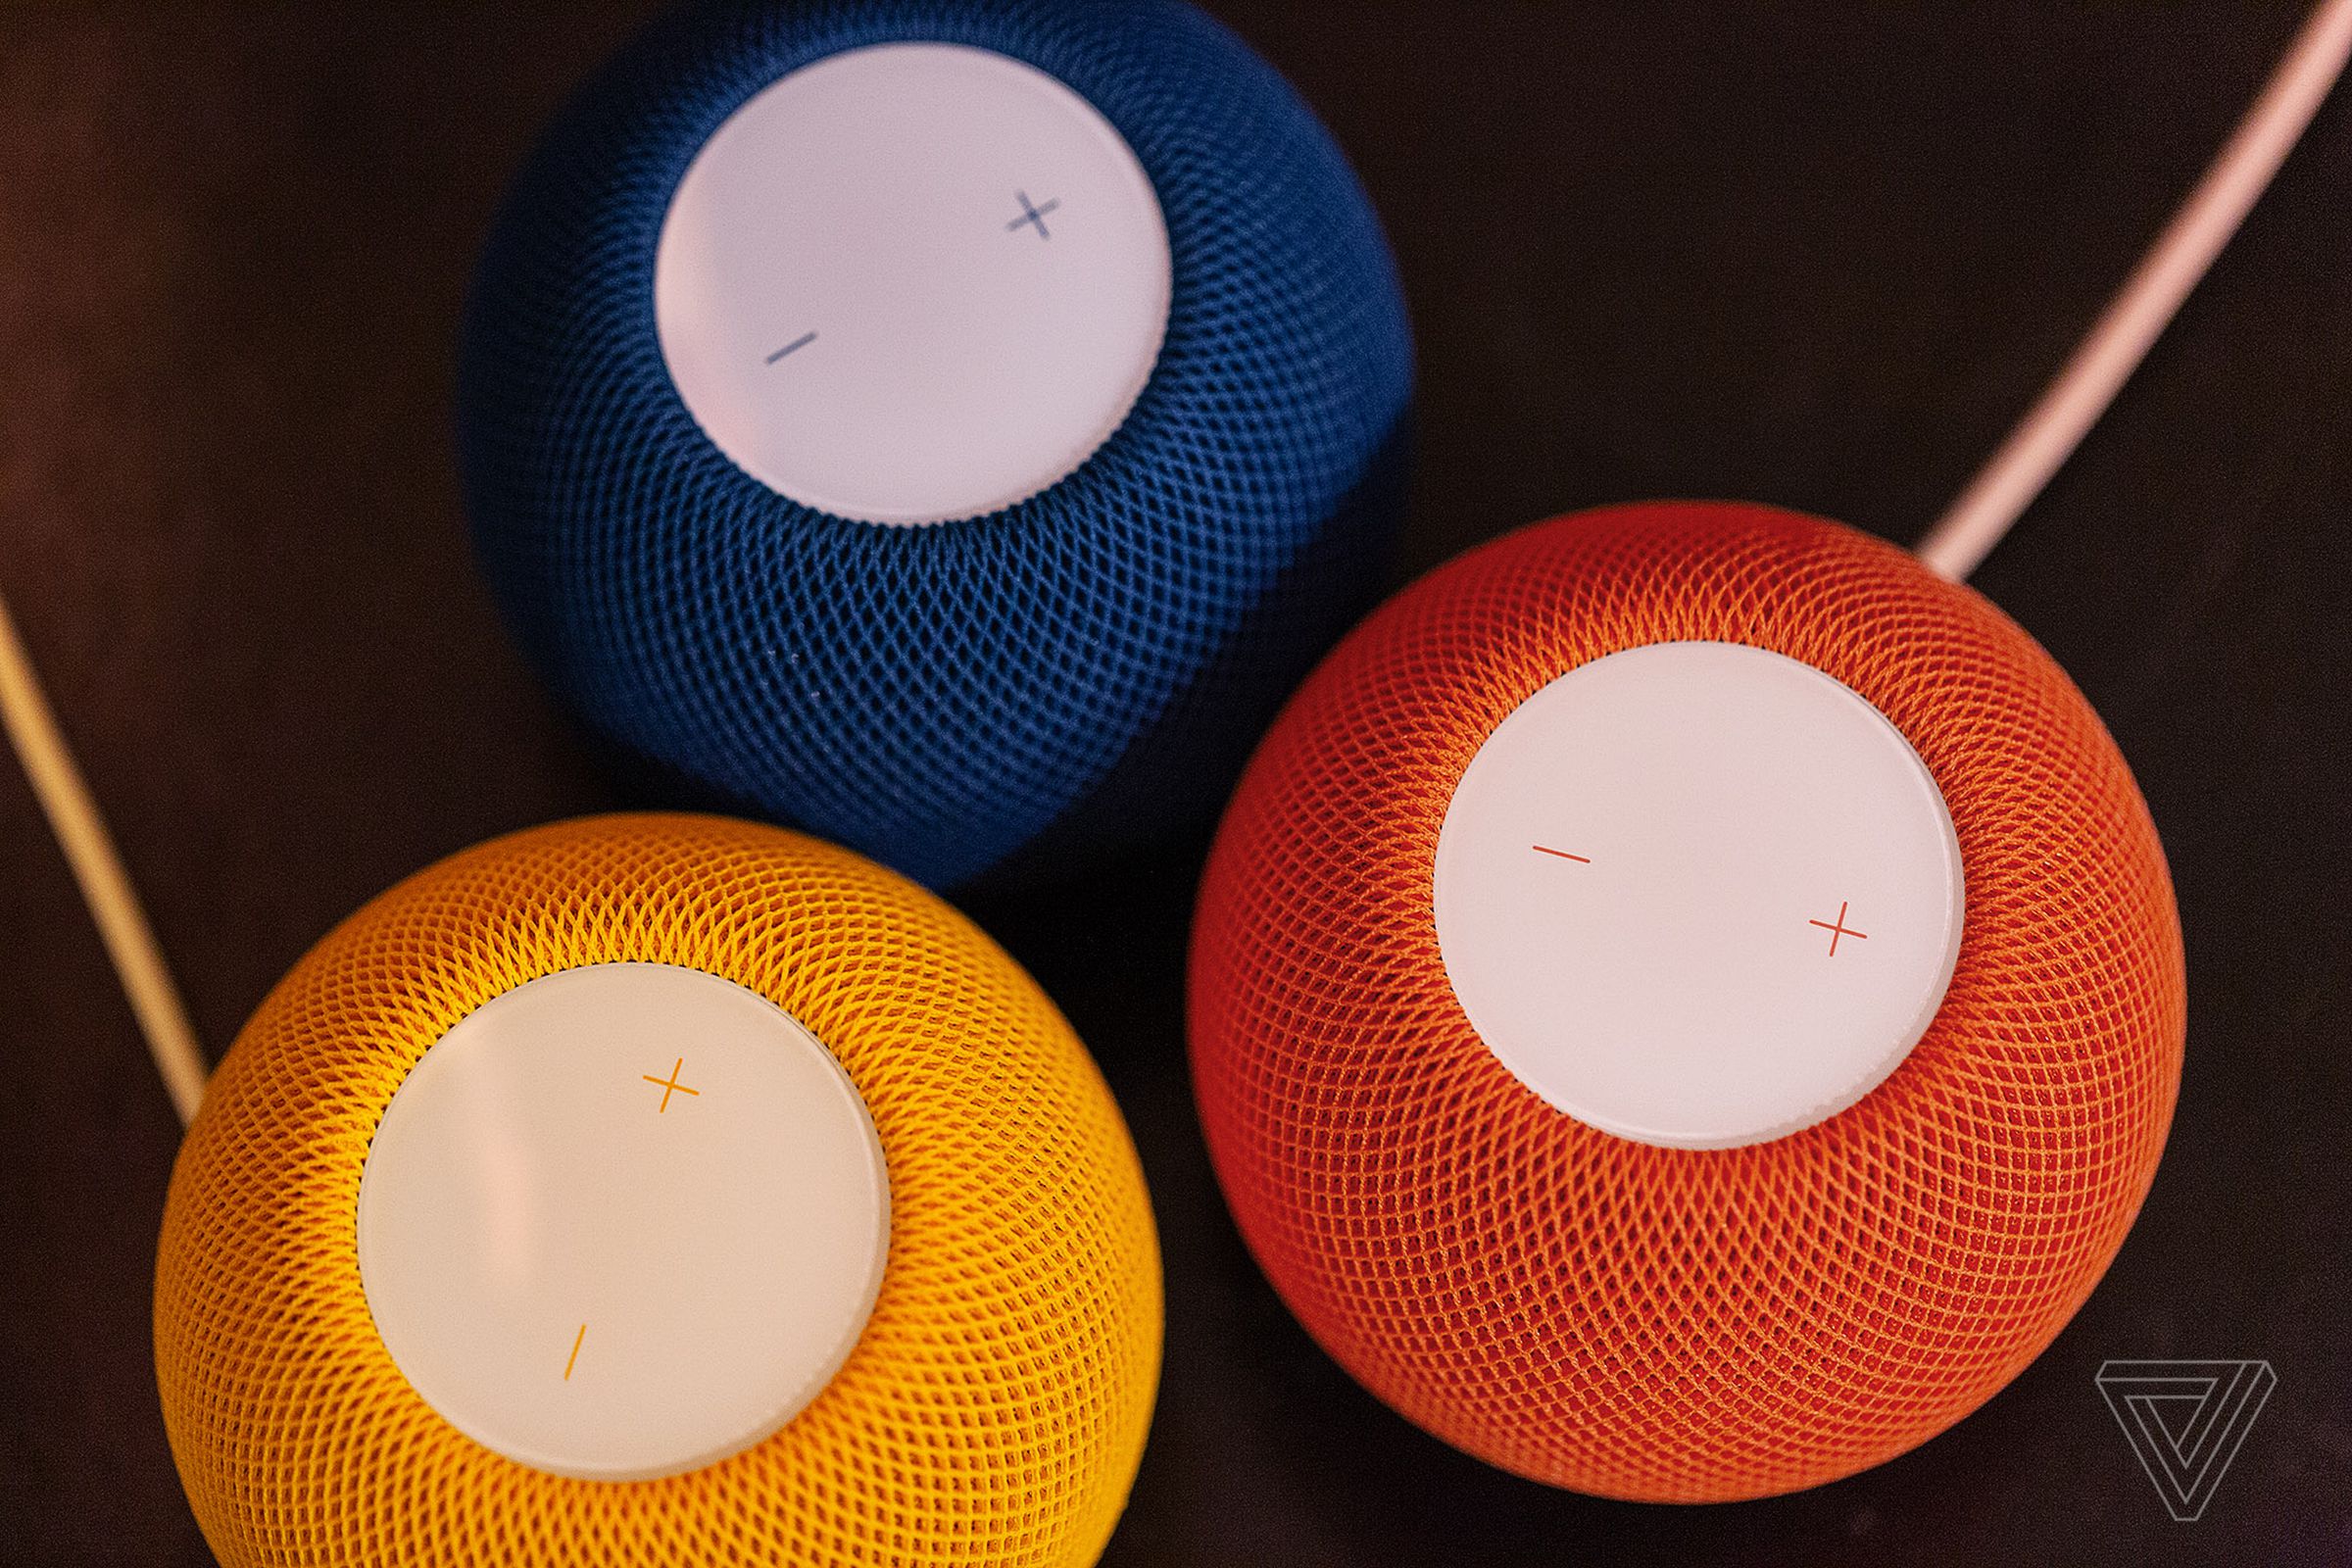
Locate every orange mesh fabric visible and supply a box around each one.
[1190,503,2183,1502]
[156,813,1161,1566]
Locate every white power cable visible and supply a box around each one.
[1917,0,2352,581]
[0,591,207,1126]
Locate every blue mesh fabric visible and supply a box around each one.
[459,0,1414,889]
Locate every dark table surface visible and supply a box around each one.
[3,4,2347,1565]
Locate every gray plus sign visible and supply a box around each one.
[1006,189,1061,240]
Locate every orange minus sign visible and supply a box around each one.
[1531,846,1592,863]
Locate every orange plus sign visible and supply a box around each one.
[1808,901,1870,956]
[641,1057,700,1112]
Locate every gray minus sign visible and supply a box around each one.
[765,331,818,366]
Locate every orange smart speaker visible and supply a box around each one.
[1190,501,2184,1501]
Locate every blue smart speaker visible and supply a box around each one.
[458,0,1413,889]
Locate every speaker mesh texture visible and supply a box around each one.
[1190,503,2185,1502]
[459,0,1414,891]
[156,813,1161,1566]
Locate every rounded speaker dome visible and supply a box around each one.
[156,814,1160,1565]
[1189,502,2184,1501]
[458,0,1414,890]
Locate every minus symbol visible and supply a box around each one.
[1532,845,1592,863]
[764,331,818,366]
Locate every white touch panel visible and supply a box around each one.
[1433,642,1965,1151]
[654,42,1173,524]
[356,963,890,1481]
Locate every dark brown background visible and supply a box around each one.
[3,4,2347,1564]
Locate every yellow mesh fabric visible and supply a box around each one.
[1190,502,2184,1502]
[155,813,1161,1566]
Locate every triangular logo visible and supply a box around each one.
[2096,1359,2277,1521]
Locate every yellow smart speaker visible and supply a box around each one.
[154,813,1161,1567]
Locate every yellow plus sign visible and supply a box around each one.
[641,1057,700,1113]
